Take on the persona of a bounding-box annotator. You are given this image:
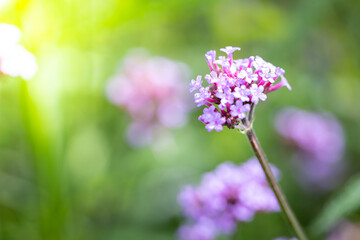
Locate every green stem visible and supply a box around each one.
[245,127,308,240]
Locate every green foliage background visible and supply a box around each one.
[0,0,359,239]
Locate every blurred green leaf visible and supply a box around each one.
[310,175,360,235]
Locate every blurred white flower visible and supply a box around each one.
[0,23,38,80]
[0,0,9,10]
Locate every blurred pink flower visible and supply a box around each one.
[106,49,191,147]
[275,108,345,191]
[0,24,38,80]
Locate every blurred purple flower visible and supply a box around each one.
[106,49,191,147]
[327,220,360,240]
[275,108,345,191]
[178,218,217,240]
[178,158,280,240]
[275,108,344,163]
[191,47,290,132]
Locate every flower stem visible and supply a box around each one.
[248,103,255,123]
[245,127,308,240]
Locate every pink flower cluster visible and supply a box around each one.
[275,108,345,190]
[190,46,291,132]
[178,158,280,240]
[106,49,190,147]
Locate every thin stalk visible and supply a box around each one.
[245,127,308,240]
[248,103,255,123]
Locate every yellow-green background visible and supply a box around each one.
[0,0,359,239]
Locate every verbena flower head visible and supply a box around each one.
[177,158,280,240]
[275,108,345,190]
[190,47,290,132]
[0,23,38,80]
[106,49,190,147]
